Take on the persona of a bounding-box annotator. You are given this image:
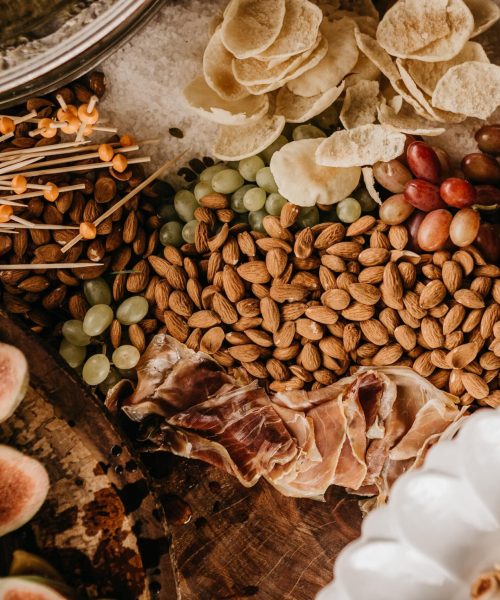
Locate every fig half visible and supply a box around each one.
[0,577,66,600]
[0,445,49,537]
[0,343,28,424]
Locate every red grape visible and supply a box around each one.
[449,208,481,247]
[407,141,442,184]
[417,209,453,252]
[475,185,500,206]
[404,179,446,212]
[406,210,426,252]
[462,153,500,184]
[475,125,500,156]
[379,194,415,224]
[433,147,451,179]
[439,178,477,208]
[476,223,500,263]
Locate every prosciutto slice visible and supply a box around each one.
[108,334,463,502]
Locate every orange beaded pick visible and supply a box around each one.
[38,118,58,139]
[98,143,114,162]
[43,182,59,202]
[79,221,97,239]
[61,116,81,135]
[77,104,99,125]
[56,106,78,122]
[0,205,13,223]
[0,117,15,135]
[11,174,27,195]
[120,133,135,147]
[112,154,128,173]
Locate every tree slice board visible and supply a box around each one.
[0,311,176,600]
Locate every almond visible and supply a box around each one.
[341,302,375,322]
[357,247,390,266]
[274,344,300,361]
[255,238,292,253]
[484,390,500,408]
[237,261,271,284]
[480,303,500,339]
[294,228,314,259]
[319,336,347,361]
[227,344,261,362]
[281,302,307,320]
[260,296,280,332]
[110,319,122,349]
[446,342,479,369]
[360,319,389,346]
[270,283,308,303]
[382,262,403,300]
[326,241,362,260]
[127,259,149,293]
[321,289,350,311]
[222,237,240,266]
[236,298,260,317]
[394,324,417,351]
[314,223,345,249]
[419,280,447,309]
[186,278,202,309]
[223,265,246,303]
[441,260,462,294]
[246,329,273,347]
[237,231,256,257]
[348,283,381,306]
[298,343,322,371]
[280,202,300,228]
[208,223,229,252]
[452,250,474,275]
[274,321,296,348]
[262,215,292,241]
[398,262,416,288]
[243,360,268,379]
[266,358,289,381]
[212,292,238,324]
[68,294,88,321]
[430,349,449,369]
[129,324,146,353]
[412,351,435,377]
[321,254,347,272]
[154,280,171,311]
[207,252,223,283]
[305,305,338,325]
[462,308,483,333]
[186,328,202,351]
[187,310,221,328]
[164,310,189,342]
[461,372,489,400]
[371,343,403,366]
[266,248,288,279]
[18,275,50,293]
[296,318,324,341]
[199,192,228,209]
[346,215,375,237]
[318,266,337,290]
[195,221,210,253]
[480,352,500,370]
[388,225,408,250]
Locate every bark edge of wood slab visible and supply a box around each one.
[0,310,177,600]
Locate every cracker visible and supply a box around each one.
[432,61,500,120]
[276,82,345,123]
[405,41,489,96]
[183,76,269,125]
[287,18,359,97]
[378,102,446,136]
[213,115,286,160]
[270,138,361,206]
[257,0,323,61]
[464,0,500,38]
[376,0,474,62]
[362,166,382,204]
[221,0,286,59]
[316,124,406,167]
[203,30,249,101]
[340,80,379,129]
[344,53,381,88]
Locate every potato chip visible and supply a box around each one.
[432,62,500,120]
[354,30,400,83]
[378,102,446,136]
[270,139,361,206]
[213,114,286,160]
[361,167,381,204]
[388,95,404,114]
[316,124,406,167]
[344,53,381,87]
[405,41,489,96]
[245,34,328,95]
[257,0,323,61]
[464,0,500,38]
[203,30,249,101]
[287,18,359,97]
[221,0,286,59]
[396,59,466,123]
[184,77,269,125]
[340,80,379,129]
[276,82,345,123]
[376,0,474,62]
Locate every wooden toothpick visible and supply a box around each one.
[0,223,79,230]
[0,262,103,270]
[61,150,188,253]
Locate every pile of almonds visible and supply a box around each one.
[140,193,500,407]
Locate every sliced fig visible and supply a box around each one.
[0,342,29,424]
[0,445,49,537]
[0,577,66,600]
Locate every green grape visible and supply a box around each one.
[62,320,91,347]
[194,181,213,202]
[112,345,141,370]
[82,304,114,336]
[199,163,227,183]
[231,184,254,213]
[174,189,198,222]
[59,339,86,369]
[83,278,111,306]
[256,167,278,193]
[182,219,198,244]
[159,221,183,247]
[82,354,110,386]
[212,169,244,194]
[238,155,265,182]
[265,192,287,216]
[248,209,268,233]
[116,296,149,325]
[314,104,339,130]
[354,187,378,212]
[243,187,266,211]
[98,367,122,395]
[297,206,320,228]
[158,203,178,221]
[260,135,288,164]
[226,161,240,169]
[336,197,362,223]
[292,125,327,141]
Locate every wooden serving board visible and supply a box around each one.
[0,312,176,600]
